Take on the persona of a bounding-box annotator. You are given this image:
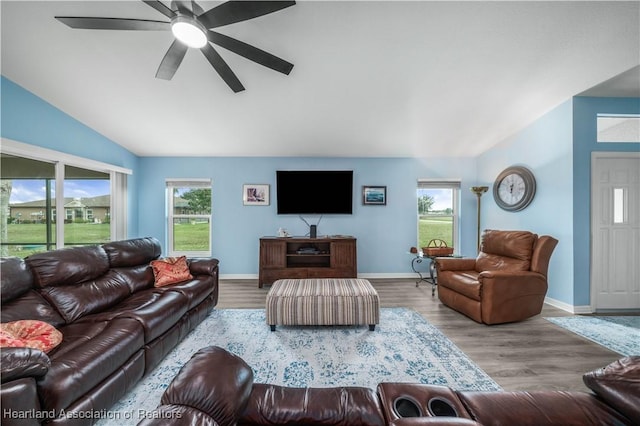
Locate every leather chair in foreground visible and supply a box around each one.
[139,346,639,426]
[435,229,558,324]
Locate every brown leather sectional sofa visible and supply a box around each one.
[0,237,219,426]
[140,346,639,426]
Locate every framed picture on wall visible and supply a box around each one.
[243,184,270,206]
[362,186,387,205]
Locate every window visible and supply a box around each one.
[417,180,460,251]
[1,139,131,258]
[597,114,640,143]
[166,179,212,257]
[63,165,111,247]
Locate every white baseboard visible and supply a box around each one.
[220,274,258,280]
[544,297,592,314]
[358,273,417,279]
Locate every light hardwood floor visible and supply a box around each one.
[217,278,626,392]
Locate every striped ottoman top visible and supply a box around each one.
[268,278,378,297]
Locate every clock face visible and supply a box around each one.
[498,173,526,205]
[493,166,536,211]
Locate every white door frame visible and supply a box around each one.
[590,151,640,312]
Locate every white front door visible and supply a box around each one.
[591,153,640,310]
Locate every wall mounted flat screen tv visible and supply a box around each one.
[276,170,353,214]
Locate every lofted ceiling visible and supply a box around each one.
[1,1,639,158]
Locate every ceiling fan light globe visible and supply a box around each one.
[171,20,207,48]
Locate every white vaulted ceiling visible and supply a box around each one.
[1,1,639,157]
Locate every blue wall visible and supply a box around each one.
[137,156,479,276]
[5,76,638,309]
[572,97,640,306]
[1,77,140,236]
[477,100,574,305]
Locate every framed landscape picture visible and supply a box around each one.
[363,186,387,205]
[243,184,270,206]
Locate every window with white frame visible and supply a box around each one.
[166,179,212,257]
[1,139,130,258]
[417,180,460,251]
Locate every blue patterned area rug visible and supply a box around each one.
[545,316,640,356]
[102,308,499,425]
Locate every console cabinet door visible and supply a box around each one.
[330,240,357,277]
[260,240,286,268]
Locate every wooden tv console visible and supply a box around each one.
[258,236,357,288]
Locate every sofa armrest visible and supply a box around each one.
[140,346,253,426]
[187,258,219,276]
[1,347,50,383]
[435,258,477,272]
[478,270,547,294]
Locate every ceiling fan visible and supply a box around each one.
[55,1,295,92]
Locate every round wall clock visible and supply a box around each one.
[493,166,536,211]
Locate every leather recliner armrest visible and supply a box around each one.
[1,347,50,383]
[435,258,477,272]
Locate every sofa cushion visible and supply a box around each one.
[480,230,536,260]
[1,257,33,303]
[583,356,640,424]
[158,277,215,310]
[0,320,63,353]
[458,390,631,426]
[77,289,190,343]
[1,290,66,327]
[26,245,110,288]
[38,318,144,412]
[475,252,532,273]
[103,237,162,268]
[437,270,481,301]
[476,230,536,272]
[39,270,132,323]
[151,256,193,287]
[112,265,155,293]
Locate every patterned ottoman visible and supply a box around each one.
[266,278,380,331]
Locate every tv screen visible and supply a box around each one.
[276,170,353,214]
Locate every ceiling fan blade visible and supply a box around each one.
[156,40,189,80]
[142,1,175,19]
[171,0,192,15]
[56,17,169,31]
[198,1,295,29]
[200,44,245,92]
[191,1,205,16]
[207,31,293,75]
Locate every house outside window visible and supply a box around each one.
[1,140,130,258]
[166,179,212,257]
[417,180,460,252]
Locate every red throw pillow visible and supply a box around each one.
[0,320,63,353]
[150,256,193,287]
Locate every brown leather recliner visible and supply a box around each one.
[435,229,558,325]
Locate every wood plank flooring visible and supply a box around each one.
[217,278,627,392]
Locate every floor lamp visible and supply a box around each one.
[471,186,489,253]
